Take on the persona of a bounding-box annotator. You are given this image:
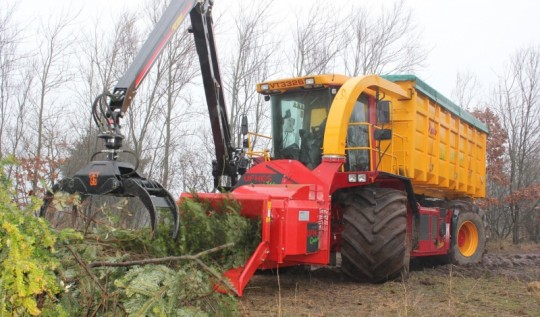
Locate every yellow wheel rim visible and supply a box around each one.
[457,221,478,257]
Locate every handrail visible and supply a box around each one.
[344,121,407,175]
[247,132,272,162]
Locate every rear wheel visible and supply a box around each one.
[446,201,486,265]
[341,187,409,282]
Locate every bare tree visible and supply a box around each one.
[285,0,426,77]
[74,11,140,137]
[156,33,198,189]
[494,46,540,243]
[451,70,480,111]
[343,0,426,76]
[178,136,213,192]
[0,1,22,158]
[289,1,345,76]
[24,11,77,195]
[3,69,33,199]
[223,1,275,149]
[8,71,32,154]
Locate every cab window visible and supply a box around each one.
[271,89,333,169]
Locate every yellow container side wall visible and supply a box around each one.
[377,80,486,199]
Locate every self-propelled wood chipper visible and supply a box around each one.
[40,0,488,296]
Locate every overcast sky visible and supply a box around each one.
[14,0,540,101]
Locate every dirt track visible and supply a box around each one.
[239,245,540,316]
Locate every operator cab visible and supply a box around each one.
[270,88,332,169]
[258,75,377,171]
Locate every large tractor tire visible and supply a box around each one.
[445,201,487,265]
[341,187,409,282]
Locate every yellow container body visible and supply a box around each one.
[379,76,487,199]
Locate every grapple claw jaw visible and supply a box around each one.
[39,160,180,239]
[123,178,180,239]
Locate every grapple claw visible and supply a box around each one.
[39,160,180,238]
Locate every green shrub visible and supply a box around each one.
[0,158,67,316]
[0,158,260,316]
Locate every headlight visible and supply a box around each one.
[348,173,367,183]
[260,84,269,90]
[357,173,367,182]
[305,78,315,85]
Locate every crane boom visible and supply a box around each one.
[189,3,235,189]
[108,0,237,188]
[40,0,242,238]
[114,0,197,113]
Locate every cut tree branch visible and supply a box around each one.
[66,245,106,293]
[88,242,234,268]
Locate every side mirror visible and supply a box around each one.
[374,129,392,141]
[376,100,391,124]
[241,115,249,136]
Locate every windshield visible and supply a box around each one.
[271,89,333,169]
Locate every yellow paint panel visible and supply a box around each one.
[383,80,487,199]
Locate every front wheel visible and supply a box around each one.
[340,187,409,282]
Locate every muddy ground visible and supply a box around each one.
[239,244,540,316]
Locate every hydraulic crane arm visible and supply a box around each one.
[41,0,241,237]
[113,0,197,114]
[189,3,235,189]
[106,0,236,188]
